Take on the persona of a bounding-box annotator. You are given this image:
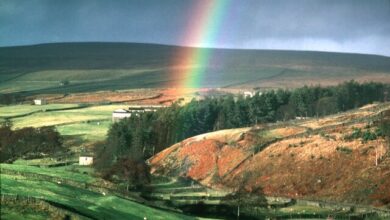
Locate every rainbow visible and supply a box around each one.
[170,0,231,95]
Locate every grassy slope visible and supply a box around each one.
[0,104,128,142]
[0,104,79,118]
[0,164,202,220]
[1,42,389,94]
[150,103,390,206]
[9,105,115,128]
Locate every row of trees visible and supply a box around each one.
[0,93,24,105]
[0,121,63,163]
[94,81,389,184]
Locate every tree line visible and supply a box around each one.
[94,81,389,184]
[0,121,63,163]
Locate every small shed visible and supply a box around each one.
[34,99,47,105]
[79,156,93,166]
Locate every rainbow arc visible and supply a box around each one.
[169,0,231,95]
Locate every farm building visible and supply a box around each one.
[112,109,132,122]
[79,156,93,166]
[112,105,165,122]
[243,91,255,98]
[33,99,47,105]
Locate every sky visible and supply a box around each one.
[1,0,390,56]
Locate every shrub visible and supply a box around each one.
[336,146,353,154]
[344,128,363,141]
[0,125,63,163]
[362,130,377,142]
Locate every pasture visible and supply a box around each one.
[0,104,127,142]
[0,164,207,220]
[0,104,79,118]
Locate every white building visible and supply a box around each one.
[112,109,132,122]
[79,156,93,166]
[243,91,255,98]
[33,99,47,105]
[112,105,165,122]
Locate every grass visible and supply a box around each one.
[0,174,197,220]
[12,157,75,166]
[2,104,126,142]
[10,105,122,128]
[0,104,79,118]
[1,42,389,94]
[0,164,210,220]
[1,206,49,220]
[0,163,98,184]
[57,120,112,141]
[270,204,346,218]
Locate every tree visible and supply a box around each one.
[0,125,63,163]
[316,97,339,116]
[110,157,150,190]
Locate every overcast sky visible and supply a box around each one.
[1,0,390,56]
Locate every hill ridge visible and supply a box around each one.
[1,42,390,94]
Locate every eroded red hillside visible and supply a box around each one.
[149,103,390,207]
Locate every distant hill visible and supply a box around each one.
[1,42,390,94]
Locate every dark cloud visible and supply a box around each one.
[1,0,389,55]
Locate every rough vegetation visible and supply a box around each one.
[150,103,390,207]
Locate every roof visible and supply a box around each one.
[113,109,129,113]
[79,155,93,158]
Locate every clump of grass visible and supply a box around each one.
[227,140,238,147]
[336,146,353,154]
[344,127,379,143]
[319,132,336,141]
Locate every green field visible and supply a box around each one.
[0,164,208,220]
[0,104,128,142]
[0,104,79,118]
[1,42,389,94]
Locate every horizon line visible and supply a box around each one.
[0,40,389,57]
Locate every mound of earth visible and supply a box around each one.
[149,103,390,207]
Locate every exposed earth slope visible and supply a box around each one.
[150,103,390,207]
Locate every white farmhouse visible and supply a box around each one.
[79,156,93,166]
[33,99,47,105]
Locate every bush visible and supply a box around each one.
[0,125,63,163]
[362,130,377,142]
[336,146,353,154]
[105,157,150,190]
[344,128,378,142]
